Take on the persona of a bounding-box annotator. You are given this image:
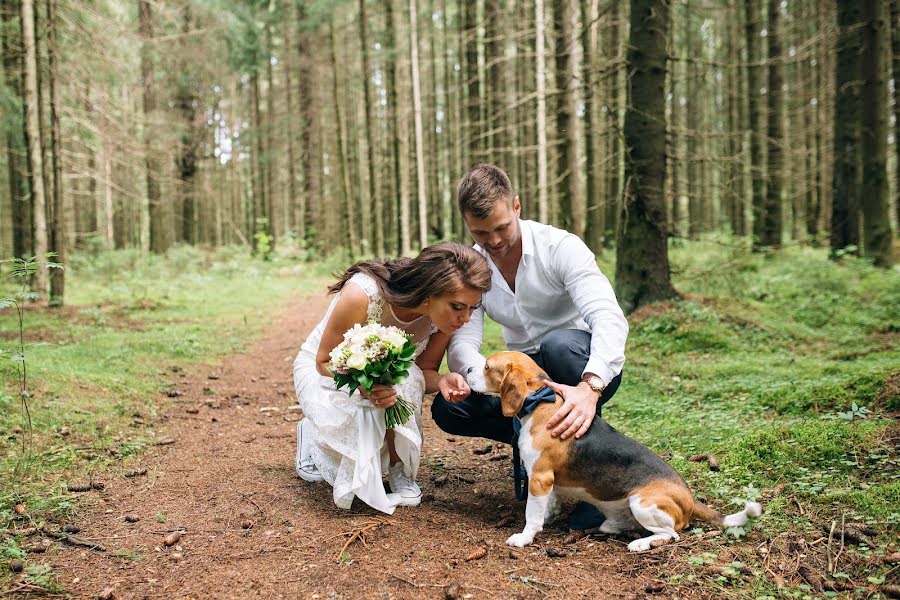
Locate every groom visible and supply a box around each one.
[432,163,629,531]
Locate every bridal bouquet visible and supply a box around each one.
[329,323,417,428]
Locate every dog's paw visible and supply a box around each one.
[506,532,535,548]
[627,538,653,552]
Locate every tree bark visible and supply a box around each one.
[384,0,405,253]
[330,19,357,258]
[535,0,549,225]
[746,0,766,245]
[858,0,893,266]
[265,23,278,246]
[615,0,677,314]
[176,5,198,246]
[2,0,29,259]
[463,0,480,165]
[891,0,900,230]
[296,4,314,247]
[605,2,622,239]
[359,0,383,255]
[21,0,48,294]
[831,0,863,255]
[554,0,583,235]
[409,0,428,250]
[139,0,166,253]
[47,0,65,305]
[283,1,298,241]
[761,0,783,247]
[582,0,601,252]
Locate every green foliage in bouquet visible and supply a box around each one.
[331,338,416,394]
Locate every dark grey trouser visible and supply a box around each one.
[431,329,622,443]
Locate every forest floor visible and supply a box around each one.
[10,295,690,599]
[1,244,897,598]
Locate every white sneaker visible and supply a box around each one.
[387,463,421,507]
[295,418,324,482]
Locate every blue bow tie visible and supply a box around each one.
[512,385,557,435]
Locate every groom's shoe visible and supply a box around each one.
[388,463,421,507]
[295,418,324,482]
[569,501,605,531]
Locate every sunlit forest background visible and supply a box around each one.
[1,0,897,307]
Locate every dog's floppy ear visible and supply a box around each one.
[499,365,528,417]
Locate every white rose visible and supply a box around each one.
[385,331,407,352]
[346,345,368,370]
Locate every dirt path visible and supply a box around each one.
[42,297,724,599]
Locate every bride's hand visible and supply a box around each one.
[359,384,397,408]
[439,373,471,403]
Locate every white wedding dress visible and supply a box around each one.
[293,273,436,514]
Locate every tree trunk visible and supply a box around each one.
[891,0,900,230]
[554,0,583,235]
[21,0,48,294]
[409,0,428,250]
[582,0,601,252]
[2,0,29,259]
[746,0,766,245]
[384,0,405,253]
[605,2,622,240]
[359,0,382,255]
[831,0,863,255]
[615,0,677,314]
[761,0,783,247]
[535,0,549,224]
[297,4,314,247]
[485,0,503,162]
[176,6,197,246]
[464,0,480,165]
[47,0,65,305]
[250,74,263,252]
[265,24,278,247]
[139,0,166,253]
[858,0,893,266]
[283,1,298,241]
[330,19,357,258]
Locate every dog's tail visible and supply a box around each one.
[692,500,762,528]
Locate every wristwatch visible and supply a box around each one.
[581,373,605,394]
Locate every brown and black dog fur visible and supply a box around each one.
[466,352,762,551]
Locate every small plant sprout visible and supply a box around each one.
[1,253,64,475]
[836,402,870,422]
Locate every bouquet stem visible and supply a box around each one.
[384,396,415,429]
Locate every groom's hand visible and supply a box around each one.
[359,384,398,408]
[544,380,599,440]
[439,373,471,403]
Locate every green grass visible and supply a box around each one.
[0,244,340,536]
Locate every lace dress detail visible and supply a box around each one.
[293,273,436,514]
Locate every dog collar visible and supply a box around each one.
[513,386,557,434]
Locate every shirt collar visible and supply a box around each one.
[519,219,534,262]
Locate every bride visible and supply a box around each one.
[292,242,491,513]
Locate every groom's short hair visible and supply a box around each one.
[457,164,515,219]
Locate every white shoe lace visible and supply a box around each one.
[388,464,421,504]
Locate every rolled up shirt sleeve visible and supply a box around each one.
[550,235,628,386]
[447,305,487,376]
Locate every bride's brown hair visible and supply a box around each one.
[328,242,491,307]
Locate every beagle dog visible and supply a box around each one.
[466,352,762,552]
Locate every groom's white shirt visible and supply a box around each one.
[447,219,628,387]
